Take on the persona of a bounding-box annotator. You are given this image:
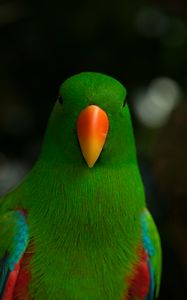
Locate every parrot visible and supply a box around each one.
[0,72,162,300]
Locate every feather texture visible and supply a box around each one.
[141,209,162,299]
[126,210,161,300]
[0,211,29,299]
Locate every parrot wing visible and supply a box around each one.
[0,210,29,300]
[127,209,162,300]
[141,208,162,300]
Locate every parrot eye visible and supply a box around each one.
[58,95,63,105]
[122,99,127,108]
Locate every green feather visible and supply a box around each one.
[0,72,161,299]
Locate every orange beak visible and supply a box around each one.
[77,105,109,168]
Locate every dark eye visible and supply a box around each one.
[58,95,63,104]
[122,99,127,108]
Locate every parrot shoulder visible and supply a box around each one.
[0,210,29,299]
[126,209,162,300]
[141,208,162,299]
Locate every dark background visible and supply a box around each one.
[0,0,187,299]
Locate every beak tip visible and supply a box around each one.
[86,159,95,168]
[88,164,94,168]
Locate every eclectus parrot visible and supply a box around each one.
[0,72,162,300]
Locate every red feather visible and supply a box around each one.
[125,249,150,300]
[2,245,32,300]
[3,262,21,300]
[13,246,32,300]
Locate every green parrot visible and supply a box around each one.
[0,72,161,300]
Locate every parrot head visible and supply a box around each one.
[42,72,137,169]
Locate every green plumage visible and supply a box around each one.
[0,72,161,299]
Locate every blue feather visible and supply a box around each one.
[7,211,29,271]
[141,213,156,300]
[141,215,155,257]
[0,211,29,297]
[147,258,155,300]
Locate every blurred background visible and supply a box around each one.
[0,0,187,298]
